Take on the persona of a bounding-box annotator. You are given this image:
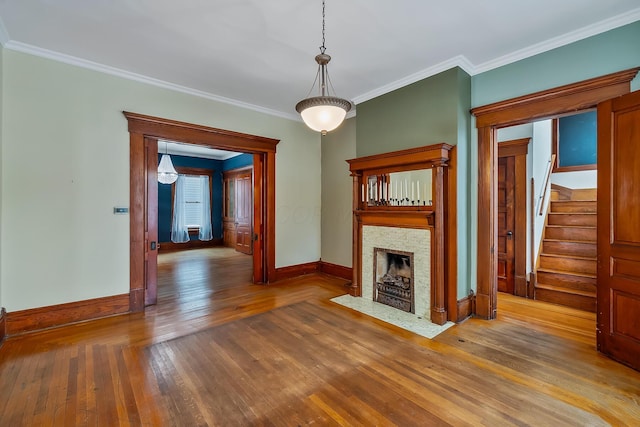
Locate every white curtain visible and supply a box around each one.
[171,175,190,243]
[198,175,213,241]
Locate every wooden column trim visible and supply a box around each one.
[129,131,146,313]
[350,171,362,296]
[446,146,458,322]
[476,126,498,319]
[431,164,447,325]
[265,151,277,283]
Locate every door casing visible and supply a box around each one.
[124,112,279,312]
[471,67,639,320]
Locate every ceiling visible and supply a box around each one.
[0,1,639,121]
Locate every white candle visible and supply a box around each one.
[412,181,415,201]
[394,181,398,200]
[362,184,365,202]
[417,180,420,200]
[404,179,408,199]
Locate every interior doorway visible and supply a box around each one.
[471,67,639,320]
[124,112,279,312]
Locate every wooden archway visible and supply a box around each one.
[470,68,639,319]
[124,112,279,312]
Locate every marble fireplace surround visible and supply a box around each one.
[363,226,431,320]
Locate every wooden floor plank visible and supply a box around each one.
[0,247,639,425]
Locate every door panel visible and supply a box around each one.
[235,171,253,255]
[145,137,158,306]
[597,90,640,370]
[497,156,515,294]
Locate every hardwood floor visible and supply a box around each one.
[1,247,639,426]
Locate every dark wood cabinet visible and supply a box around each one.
[223,167,253,254]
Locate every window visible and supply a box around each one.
[182,175,206,229]
[171,168,214,243]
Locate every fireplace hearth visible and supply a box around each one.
[374,248,414,313]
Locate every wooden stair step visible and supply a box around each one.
[534,284,596,312]
[542,240,597,257]
[539,254,596,275]
[550,200,597,213]
[536,268,596,294]
[547,212,596,226]
[545,225,596,242]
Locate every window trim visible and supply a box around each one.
[171,166,215,235]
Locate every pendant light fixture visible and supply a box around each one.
[295,0,352,135]
[158,142,178,184]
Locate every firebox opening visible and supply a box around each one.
[374,248,415,314]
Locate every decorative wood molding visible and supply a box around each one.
[274,262,320,282]
[6,294,130,336]
[124,112,280,153]
[347,143,453,172]
[158,239,223,252]
[0,307,6,344]
[318,261,353,281]
[124,112,279,312]
[446,146,458,322]
[472,68,639,320]
[456,292,475,323]
[347,143,454,325]
[498,138,530,157]
[471,67,640,127]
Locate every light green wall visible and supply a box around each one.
[356,68,462,157]
[472,21,640,107]
[355,67,472,299]
[320,117,355,268]
[1,50,321,312]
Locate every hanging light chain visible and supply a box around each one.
[320,0,326,54]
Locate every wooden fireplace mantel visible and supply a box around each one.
[347,143,454,325]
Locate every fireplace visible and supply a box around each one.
[374,248,414,313]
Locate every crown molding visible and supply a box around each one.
[1,10,638,119]
[3,41,300,122]
[473,8,640,74]
[352,55,475,105]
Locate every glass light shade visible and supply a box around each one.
[296,95,351,134]
[300,105,347,134]
[158,154,178,184]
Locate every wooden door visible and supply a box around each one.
[235,171,253,255]
[597,90,640,370]
[145,137,158,306]
[497,156,515,294]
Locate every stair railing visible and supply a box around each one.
[537,154,556,216]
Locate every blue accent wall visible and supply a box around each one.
[223,153,253,171]
[158,154,223,243]
[558,111,597,167]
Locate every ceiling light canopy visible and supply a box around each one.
[296,0,352,135]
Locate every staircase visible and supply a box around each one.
[535,187,597,312]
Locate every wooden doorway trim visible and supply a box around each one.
[124,112,279,312]
[471,67,639,319]
[498,138,529,297]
